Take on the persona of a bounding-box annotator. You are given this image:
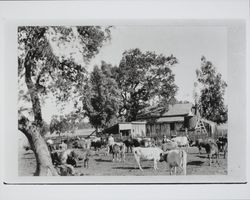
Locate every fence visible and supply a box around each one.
[173,128,228,142]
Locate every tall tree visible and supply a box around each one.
[18,26,111,175]
[114,48,178,121]
[196,56,228,124]
[81,61,121,130]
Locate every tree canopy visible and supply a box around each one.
[81,61,121,129]
[113,48,178,121]
[196,56,228,124]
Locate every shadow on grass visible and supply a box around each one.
[95,158,112,163]
[113,166,151,170]
[187,160,204,166]
[196,155,208,159]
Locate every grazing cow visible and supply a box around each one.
[123,138,140,153]
[73,139,91,150]
[207,141,219,166]
[52,149,90,171]
[171,136,189,147]
[112,143,126,162]
[191,138,215,154]
[216,136,228,158]
[161,140,178,152]
[191,139,219,166]
[56,164,75,176]
[159,149,187,175]
[91,139,105,151]
[132,147,163,171]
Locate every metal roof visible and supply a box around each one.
[156,116,185,123]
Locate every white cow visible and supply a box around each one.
[159,149,187,175]
[132,147,163,171]
[171,136,189,150]
[161,140,178,151]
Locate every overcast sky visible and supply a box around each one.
[42,25,228,123]
[88,26,227,102]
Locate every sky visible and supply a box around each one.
[41,25,228,123]
[88,26,227,102]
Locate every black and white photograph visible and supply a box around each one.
[18,25,230,177]
[1,1,250,200]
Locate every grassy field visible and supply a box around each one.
[18,146,227,176]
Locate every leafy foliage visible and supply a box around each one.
[18,26,111,118]
[113,48,178,121]
[49,113,83,134]
[196,56,228,124]
[81,61,121,129]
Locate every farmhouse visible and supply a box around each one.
[136,103,198,138]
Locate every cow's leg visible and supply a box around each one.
[182,164,186,175]
[118,153,121,162]
[122,153,125,162]
[174,166,177,175]
[135,156,143,171]
[116,153,118,162]
[170,166,173,175]
[112,153,115,162]
[216,153,219,164]
[153,159,158,170]
[115,153,118,162]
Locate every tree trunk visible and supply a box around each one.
[19,116,58,176]
[19,55,58,176]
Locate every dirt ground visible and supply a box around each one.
[18,146,227,176]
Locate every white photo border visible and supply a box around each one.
[0,0,249,199]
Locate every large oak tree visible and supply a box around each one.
[113,48,178,121]
[18,26,111,175]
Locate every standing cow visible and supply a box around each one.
[216,136,228,158]
[132,147,163,171]
[159,149,187,175]
[123,138,140,153]
[191,138,219,166]
[112,143,126,162]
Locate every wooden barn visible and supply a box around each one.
[137,103,198,138]
[102,121,146,140]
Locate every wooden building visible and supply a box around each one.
[137,103,197,138]
[102,121,146,140]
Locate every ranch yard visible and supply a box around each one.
[19,147,227,176]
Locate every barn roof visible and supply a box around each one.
[161,103,193,117]
[156,116,185,123]
[138,103,194,119]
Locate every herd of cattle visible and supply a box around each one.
[46,135,228,176]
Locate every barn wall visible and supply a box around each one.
[146,123,171,138]
[131,123,146,138]
[119,123,132,130]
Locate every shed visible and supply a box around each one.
[103,121,146,139]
